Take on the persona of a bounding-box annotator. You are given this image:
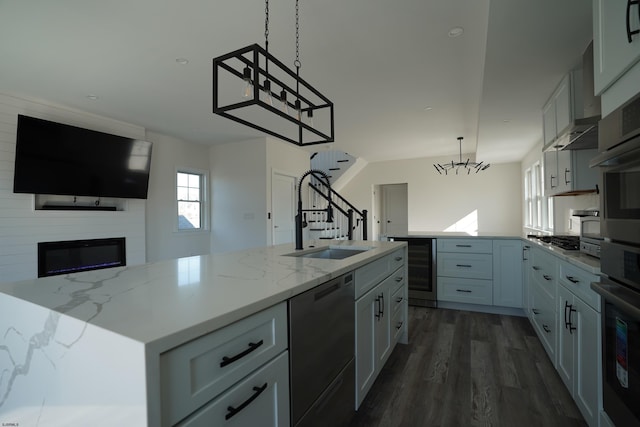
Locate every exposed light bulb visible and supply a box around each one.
[262,80,274,106]
[307,110,314,128]
[241,66,253,100]
[295,99,302,121]
[280,90,289,114]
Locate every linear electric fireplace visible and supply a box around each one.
[38,237,126,278]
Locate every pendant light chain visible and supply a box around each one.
[265,0,270,75]
[295,0,301,70]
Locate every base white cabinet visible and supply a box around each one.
[437,238,523,309]
[160,303,289,426]
[557,265,601,427]
[528,245,559,365]
[493,240,523,308]
[355,248,407,409]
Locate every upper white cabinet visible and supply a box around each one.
[543,73,578,151]
[593,0,640,93]
[543,148,599,196]
[594,0,640,115]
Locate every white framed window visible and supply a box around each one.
[524,159,551,232]
[177,170,207,231]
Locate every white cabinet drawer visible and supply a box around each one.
[437,238,492,254]
[559,262,601,312]
[177,351,290,427]
[437,277,493,305]
[531,281,557,364]
[161,303,288,425]
[391,280,405,315]
[355,249,405,299]
[530,248,558,300]
[392,308,405,344]
[437,253,493,279]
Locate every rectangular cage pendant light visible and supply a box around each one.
[213,44,334,146]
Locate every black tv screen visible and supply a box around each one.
[13,115,152,199]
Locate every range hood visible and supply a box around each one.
[556,42,601,151]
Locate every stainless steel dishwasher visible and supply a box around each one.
[289,272,355,427]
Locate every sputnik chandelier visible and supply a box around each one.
[433,137,490,175]
[212,0,334,146]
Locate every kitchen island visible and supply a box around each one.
[0,239,407,426]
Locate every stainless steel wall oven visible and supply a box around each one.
[591,91,640,426]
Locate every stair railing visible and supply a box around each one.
[307,171,368,241]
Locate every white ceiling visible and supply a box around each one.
[0,0,593,164]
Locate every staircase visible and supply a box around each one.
[310,150,356,185]
[305,171,367,241]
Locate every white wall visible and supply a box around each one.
[0,93,147,283]
[340,156,523,236]
[145,131,211,262]
[210,137,309,253]
[210,138,268,253]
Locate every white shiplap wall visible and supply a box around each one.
[0,93,147,283]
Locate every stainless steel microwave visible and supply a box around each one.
[591,92,640,246]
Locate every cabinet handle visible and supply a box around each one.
[532,266,541,271]
[456,264,472,268]
[567,304,577,334]
[565,275,579,284]
[627,0,640,43]
[543,274,552,281]
[543,324,551,333]
[220,340,264,368]
[396,296,404,303]
[532,308,540,315]
[456,244,472,247]
[396,321,404,330]
[375,296,382,320]
[225,382,268,420]
[564,301,570,329]
[550,175,557,188]
[522,247,529,261]
[380,293,385,317]
[456,289,472,293]
[395,256,403,261]
[395,276,403,282]
[564,168,571,185]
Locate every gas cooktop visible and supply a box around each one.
[528,235,580,251]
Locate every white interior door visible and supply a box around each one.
[272,172,296,245]
[382,184,408,237]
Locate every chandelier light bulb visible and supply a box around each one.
[280,90,289,114]
[295,99,302,121]
[262,80,274,106]
[241,66,253,99]
[307,109,314,128]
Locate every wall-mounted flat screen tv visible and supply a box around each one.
[13,115,152,199]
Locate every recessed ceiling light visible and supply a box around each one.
[86,94,98,100]
[176,58,189,65]
[448,27,464,37]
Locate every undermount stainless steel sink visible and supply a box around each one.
[284,246,371,260]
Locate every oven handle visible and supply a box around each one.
[591,278,640,319]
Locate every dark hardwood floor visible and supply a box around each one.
[349,306,587,427]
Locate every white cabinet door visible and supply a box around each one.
[355,288,377,408]
[374,281,392,368]
[544,150,559,196]
[493,240,523,308]
[555,75,572,136]
[574,297,600,427]
[557,284,575,393]
[543,100,557,147]
[554,149,572,195]
[594,0,640,94]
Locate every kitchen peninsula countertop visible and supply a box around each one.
[0,239,405,426]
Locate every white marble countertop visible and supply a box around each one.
[0,239,405,354]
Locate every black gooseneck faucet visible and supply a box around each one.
[295,169,334,250]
